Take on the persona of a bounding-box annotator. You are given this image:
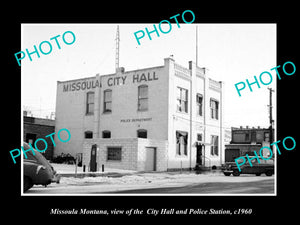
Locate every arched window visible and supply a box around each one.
[137,129,147,138]
[84,131,93,139]
[102,130,111,138]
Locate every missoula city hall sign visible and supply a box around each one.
[62,72,158,92]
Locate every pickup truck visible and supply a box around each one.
[222,156,274,176]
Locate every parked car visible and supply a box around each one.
[223,156,274,176]
[23,142,60,192]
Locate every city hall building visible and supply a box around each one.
[54,57,225,172]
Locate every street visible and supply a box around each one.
[114,178,274,194]
[25,171,275,195]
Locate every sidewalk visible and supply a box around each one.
[52,163,139,178]
[52,163,223,178]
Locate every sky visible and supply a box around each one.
[21,23,276,129]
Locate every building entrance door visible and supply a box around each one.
[90,144,97,172]
[196,144,203,166]
[145,147,156,171]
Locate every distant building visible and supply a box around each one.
[23,115,55,160]
[224,126,274,162]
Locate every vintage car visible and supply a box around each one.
[23,142,60,192]
[223,156,274,176]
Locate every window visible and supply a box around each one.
[107,147,121,161]
[264,132,270,142]
[138,85,148,111]
[210,135,219,156]
[86,92,94,114]
[251,131,256,142]
[176,131,188,156]
[177,87,188,113]
[84,131,93,139]
[197,133,202,141]
[196,94,203,116]
[245,133,250,142]
[210,99,219,119]
[103,89,112,113]
[137,129,147,138]
[25,133,36,144]
[102,130,111,138]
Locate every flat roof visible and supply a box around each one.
[57,65,165,84]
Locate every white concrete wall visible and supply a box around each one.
[166,59,224,169]
[98,65,169,140]
[137,138,168,171]
[54,77,100,157]
[82,138,168,171]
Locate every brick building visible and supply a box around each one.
[23,115,55,160]
[224,126,274,162]
[54,57,225,171]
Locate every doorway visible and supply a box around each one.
[145,147,156,171]
[196,144,203,166]
[90,144,97,172]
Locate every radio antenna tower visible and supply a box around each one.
[196,25,198,67]
[115,25,120,72]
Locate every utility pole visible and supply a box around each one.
[267,87,274,147]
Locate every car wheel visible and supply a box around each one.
[24,176,33,192]
[265,171,273,176]
[255,173,261,176]
[223,172,231,176]
[232,170,240,176]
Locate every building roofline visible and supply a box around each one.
[56,59,221,84]
[57,75,101,84]
[57,65,165,84]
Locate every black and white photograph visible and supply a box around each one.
[4,4,298,221]
[20,23,277,195]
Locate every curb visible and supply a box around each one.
[59,172,138,178]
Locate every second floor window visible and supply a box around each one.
[86,92,94,114]
[210,99,219,119]
[177,87,188,113]
[196,94,203,116]
[104,89,112,113]
[138,85,148,111]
